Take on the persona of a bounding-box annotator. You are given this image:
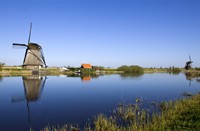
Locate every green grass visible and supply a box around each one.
[144,68,168,73]
[150,93,200,130]
[41,93,200,131]
[103,68,118,72]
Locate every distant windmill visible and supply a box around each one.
[13,23,47,69]
[185,55,193,70]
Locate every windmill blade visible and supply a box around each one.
[28,23,32,44]
[189,80,191,87]
[40,76,47,94]
[189,55,191,61]
[28,49,47,66]
[42,56,47,68]
[40,48,47,68]
[29,50,44,64]
[13,43,28,47]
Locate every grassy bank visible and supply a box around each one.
[144,67,181,74]
[100,68,124,74]
[41,93,200,131]
[1,66,199,77]
[0,68,32,76]
[90,93,200,130]
[0,67,74,76]
[148,93,200,130]
[0,67,123,76]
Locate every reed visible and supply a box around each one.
[41,93,200,131]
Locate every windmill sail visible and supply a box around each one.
[28,23,32,44]
[13,43,28,47]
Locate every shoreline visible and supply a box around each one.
[0,67,200,77]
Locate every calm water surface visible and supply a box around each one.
[0,73,199,130]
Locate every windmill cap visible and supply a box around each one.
[28,43,42,48]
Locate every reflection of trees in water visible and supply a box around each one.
[120,73,144,78]
[0,76,3,82]
[168,71,180,75]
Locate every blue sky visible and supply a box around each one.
[0,0,200,68]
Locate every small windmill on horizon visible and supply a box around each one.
[185,55,193,70]
[13,23,47,69]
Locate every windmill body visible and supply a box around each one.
[23,43,45,69]
[13,23,47,69]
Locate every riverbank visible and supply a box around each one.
[41,93,200,131]
[1,66,200,77]
[0,67,124,77]
[0,67,73,76]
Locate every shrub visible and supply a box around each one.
[195,67,200,71]
[172,68,181,74]
[117,65,144,74]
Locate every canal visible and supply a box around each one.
[0,73,199,130]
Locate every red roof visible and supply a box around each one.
[81,64,92,69]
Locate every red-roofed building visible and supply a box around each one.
[81,64,92,69]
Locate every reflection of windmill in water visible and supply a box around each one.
[12,76,47,124]
[13,23,47,69]
[185,70,193,87]
[23,75,46,124]
[23,75,46,101]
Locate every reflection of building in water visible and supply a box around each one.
[23,75,46,101]
[81,76,91,82]
[81,74,101,82]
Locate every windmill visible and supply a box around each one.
[185,55,193,70]
[13,23,47,69]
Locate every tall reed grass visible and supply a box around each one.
[41,93,200,131]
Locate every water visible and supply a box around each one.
[0,73,199,130]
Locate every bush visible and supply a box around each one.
[168,67,181,74]
[117,65,144,74]
[172,68,181,74]
[195,67,200,71]
[81,68,96,73]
